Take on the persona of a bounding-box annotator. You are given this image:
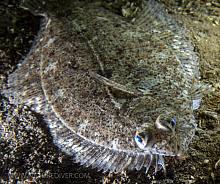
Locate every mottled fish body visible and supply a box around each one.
[2,0,201,173]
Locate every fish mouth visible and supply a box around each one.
[151,136,183,174]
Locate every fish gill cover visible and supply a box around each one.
[2,0,203,174]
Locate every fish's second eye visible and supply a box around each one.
[135,135,142,143]
[170,118,176,127]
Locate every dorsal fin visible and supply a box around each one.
[190,82,213,110]
[134,0,200,83]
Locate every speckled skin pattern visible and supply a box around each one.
[2,0,201,173]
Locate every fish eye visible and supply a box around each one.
[135,135,143,143]
[170,118,176,127]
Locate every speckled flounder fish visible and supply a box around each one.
[3,0,202,173]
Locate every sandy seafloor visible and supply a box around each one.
[0,0,219,183]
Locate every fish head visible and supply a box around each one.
[134,114,182,156]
